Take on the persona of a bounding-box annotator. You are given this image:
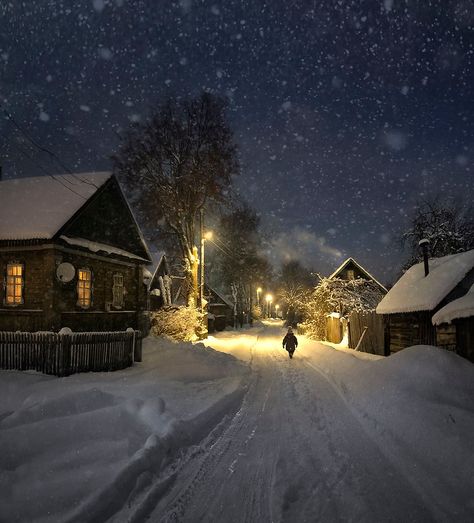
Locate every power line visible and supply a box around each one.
[8,139,88,199]
[1,104,99,189]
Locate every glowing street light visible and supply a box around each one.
[275,304,280,318]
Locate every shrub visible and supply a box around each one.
[150,306,203,341]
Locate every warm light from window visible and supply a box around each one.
[6,263,23,305]
[77,269,92,308]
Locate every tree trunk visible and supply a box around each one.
[186,245,199,308]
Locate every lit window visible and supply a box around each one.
[112,273,124,308]
[6,263,24,305]
[77,269,92,308]
[347,269,355,280]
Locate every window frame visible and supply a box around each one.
[4,262,24,306]
[112,273,124,309]
[77,268,93,309]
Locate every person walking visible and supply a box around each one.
[282,327,298,359]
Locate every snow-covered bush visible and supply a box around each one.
[300,277,384,340]
[150,306,203,341]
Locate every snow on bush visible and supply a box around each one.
[150,306,204,341]
[300,277,384,340]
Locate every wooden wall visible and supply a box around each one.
[0,246,147,332]
[385,312,436,354]
[348,311,385,355]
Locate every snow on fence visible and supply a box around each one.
[0,330,142,377]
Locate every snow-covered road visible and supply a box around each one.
[2,322,473,522]
[128,323,452,522]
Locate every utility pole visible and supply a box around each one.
[200,208,205,313]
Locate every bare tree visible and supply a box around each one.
[114,92,239,306]
[402,197,474,269]
[277,260,313,325]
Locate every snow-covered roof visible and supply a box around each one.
[329,257,387,293]
[0,172,111,240]
[60,235,149,262]
[377,250,474,315]
[432,284,474,325]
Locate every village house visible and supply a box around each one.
[326,257,387,344]
[205,285,235,332]
[329,257,388,292]
[146,251,172,310]
[0,172,152,333]
[376,249,474,359]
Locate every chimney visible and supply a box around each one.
[419,238,430,277]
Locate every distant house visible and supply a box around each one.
[0,172,152,332]
[146,252,172,310]
[326,257,387,344]
[329,257,388,293]
[205,285,235,332]
[376,250,474,357]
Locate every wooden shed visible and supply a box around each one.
[376,250,474,356]
[432,284,474,363]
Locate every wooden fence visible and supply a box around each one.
[0,330,142,377]
[348,311,385,355]
[326,316,343,343]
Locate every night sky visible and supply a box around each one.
[1,0,473,284]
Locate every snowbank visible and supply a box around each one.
[0,337,249,523]
[302,341,474,514]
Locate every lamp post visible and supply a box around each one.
[200,229,213,314]
[275,304,280,318]
[256,287,262,307]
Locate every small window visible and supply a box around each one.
[5,263,24,305]
[77,269,92,308]
[112,273,124,308]
[347,269,355,280]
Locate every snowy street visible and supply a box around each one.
[2,322,474,522]
[120,322,474,522]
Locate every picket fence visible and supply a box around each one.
[0,330,142,376]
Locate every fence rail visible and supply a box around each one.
[0,330,142,376]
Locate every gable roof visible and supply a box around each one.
[329,257,388,293]
[376,250,474,315]
[0,172,111,240]
[148,251,170,287]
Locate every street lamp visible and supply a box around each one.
[256,287,262,306]
[275,304,280,318]
[265,293,273,318]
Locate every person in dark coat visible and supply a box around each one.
[282,327,298,359]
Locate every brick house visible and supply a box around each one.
[0,172,152,332]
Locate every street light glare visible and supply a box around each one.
[265,294,273,302]
[204,231,213,240]
[257,287,262,293]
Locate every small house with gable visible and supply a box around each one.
[376,249,474,357]
[329,257,388,293]
[0,172,152,332]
